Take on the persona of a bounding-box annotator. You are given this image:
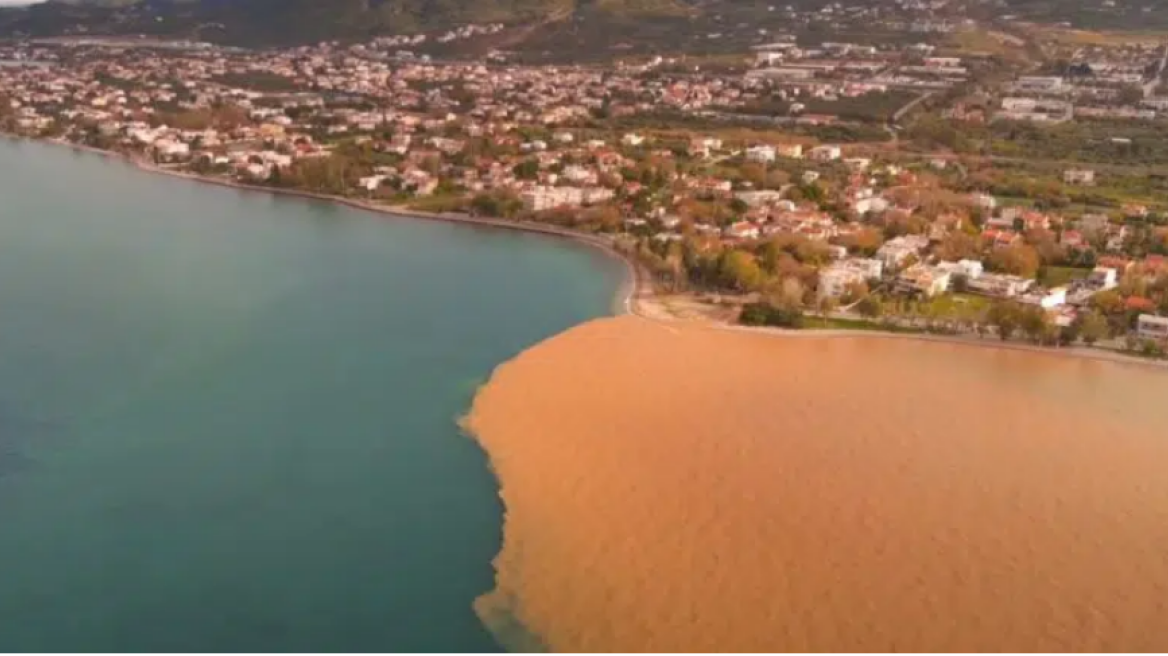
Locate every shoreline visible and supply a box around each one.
[12,135,1166,371]
[15,135,648,317]
[713,320,1168,371]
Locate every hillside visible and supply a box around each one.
[0,0,700,46]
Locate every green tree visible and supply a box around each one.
[512,159,539,181]
[718,250,764,292]
[1019,306,1051,344]
[1090,289,1125,316]
[987,301,1022,342]
[1118,84,1145,106]
[1077,310,1110,346]
[857,294,884,319]
[987,244,1041,278]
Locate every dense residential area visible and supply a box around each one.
[4,13,1168,359]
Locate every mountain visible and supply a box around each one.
[0,0,698,46]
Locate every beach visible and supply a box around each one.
[465,314,1168,652]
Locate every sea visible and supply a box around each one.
[0,139,625,651]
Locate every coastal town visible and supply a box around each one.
[6,2,1168,652]
[4,20,1168,360]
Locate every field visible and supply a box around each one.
[1040,266,1090,288]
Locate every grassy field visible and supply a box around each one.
[807,317,925,333]
[1041,266,1091,287]
[916,293,993,317]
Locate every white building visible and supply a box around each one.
[1064,169,1096,186]
[967,273,1035,298]
[1087,266,1119,290]
[935,259,984,280]
[875,235,930,269]
[520,186,584,211]
[1137,314,1168,340]
[777,143,804,159]
[153,139,190,158]
[896,264,951,297]
[971,192,997,211]
[809,145,842,161]
[818,258,883,299]
[621,133,646,147]
[1019,286,1068,309]
[745,145,777,163]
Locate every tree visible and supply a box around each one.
[513,159,540,180]
[987,244,1041,278]
[841,280,869,305]
[839,227,884,256]
[1077,310,1110,346]
[739,162,767,188]
[470,190,523,219]
[1090,289,1125,316]
[1117,84,1145,106]
[816,295,838,325]
[1019,305,1051,344]
[740,302,803,328]
[765,275,806,309]
[987,301,1022,342]
[935,232,981,262]
[857,294,884,319]
[718,250,764,292]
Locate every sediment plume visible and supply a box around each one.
[466,316,1168,652]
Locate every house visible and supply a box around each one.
[844,157,871,172]
[688,137,723,158]
[621,133,646,147]
[875,235,929,269]
[1064,169,1096,186]
[1078,213,1110,233]
[520,186,585,211]
[1061,230,1086,249]
[776,143,804,159]
[935,259,984,280]
[852,196,889,215]
[745,145,776,163]
[735,190,784,207]
[809,145,842,161]
[1086,266,1119,290]
[896,263,951,297]
[724,221,760,240]
[1019,286,1068,309]
[358,175,386,191]
[818,258,883,299]
[1136,314,1168,340]
[966,273,1035,298]
[1123,203,1149,218]
[971,192,997,211]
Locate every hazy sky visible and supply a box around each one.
[0,0,45,5]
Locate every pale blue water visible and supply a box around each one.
[0,139,624,651]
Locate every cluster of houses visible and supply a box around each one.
[996,40,1168,123]
[748,37,971,101]
[3,37,1167,340]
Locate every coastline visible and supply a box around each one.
[18,135,647,317]
[12,133,1168,652]
[13,134,1168,371]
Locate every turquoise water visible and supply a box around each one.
[0,140,624,651]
